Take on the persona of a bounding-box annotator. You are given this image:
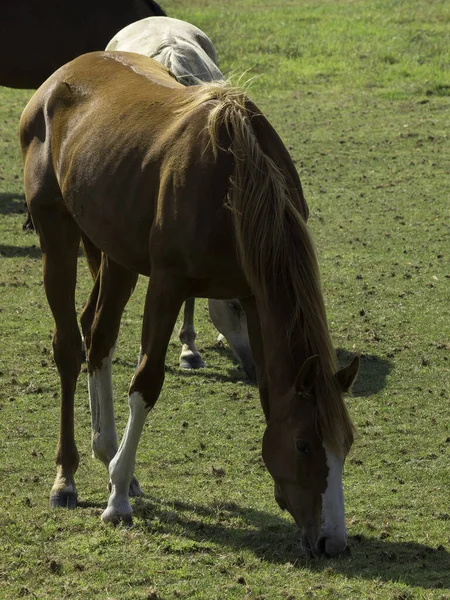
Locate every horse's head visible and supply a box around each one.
[262,355,359,557]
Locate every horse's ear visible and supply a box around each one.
[335,355,360,393]
[295,355,320,394]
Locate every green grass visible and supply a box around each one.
[0,0,449,598]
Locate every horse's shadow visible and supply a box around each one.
[0,192,26,216]
[0,243,41,259]
[128,496,449,590]
[165,349,253,385]
[206,341,241,368]
[194,346,392,395]
[337,348,391,397]
[120,347,391,391]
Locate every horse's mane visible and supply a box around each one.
[152,39,223,85]
[178,82,354,456]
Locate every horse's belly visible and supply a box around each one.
[67,193,154,275]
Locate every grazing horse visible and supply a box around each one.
[106,16,253,377]
[106,16,223,85]
[20,51,359,556]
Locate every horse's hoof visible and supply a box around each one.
[179,352,206,370]
[50,490,77,509]
[101,505,133,525]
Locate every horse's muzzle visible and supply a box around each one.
[302,533,348,558]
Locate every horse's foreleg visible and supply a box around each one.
[36,207,82,508]
[240,296,269,421]
[81,255,139,494]
[178,297,206,369]
[102,272,186,524]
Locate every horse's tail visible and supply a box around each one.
[154,40,224,85]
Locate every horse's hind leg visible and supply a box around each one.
[29,195,82,508]
[102,271,186,523]
[80,254,140,495]
[178,297,206,369]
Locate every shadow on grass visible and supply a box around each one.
[166,362,253,385]
[0,192,26,215]
[132,496,449,590]
[170,347,391,394]
[77,500,108,510]
[337,348,391,397]
[0,243,41,258]
[119,348,391,391]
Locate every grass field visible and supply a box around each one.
[0,0,449,598]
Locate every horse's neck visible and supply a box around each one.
[257,294,309,397]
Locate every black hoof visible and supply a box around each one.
[111,516,133,528]
[180,354,206,370]
[50,491,77,509]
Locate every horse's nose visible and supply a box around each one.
[317,535,347,557]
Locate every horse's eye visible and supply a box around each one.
[296,441,310,455]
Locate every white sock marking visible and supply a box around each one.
[88,345,118,465]
[102,391,149,522]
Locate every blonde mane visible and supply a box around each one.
[180,82,354,456]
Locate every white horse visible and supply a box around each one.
[106,17,254,379]
[106,16,223,84]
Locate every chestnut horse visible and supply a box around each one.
[20,51,359,556]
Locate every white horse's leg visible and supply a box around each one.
[208,298,255,379]
[178,297,206,369]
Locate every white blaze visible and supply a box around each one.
[321,445,347,554]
